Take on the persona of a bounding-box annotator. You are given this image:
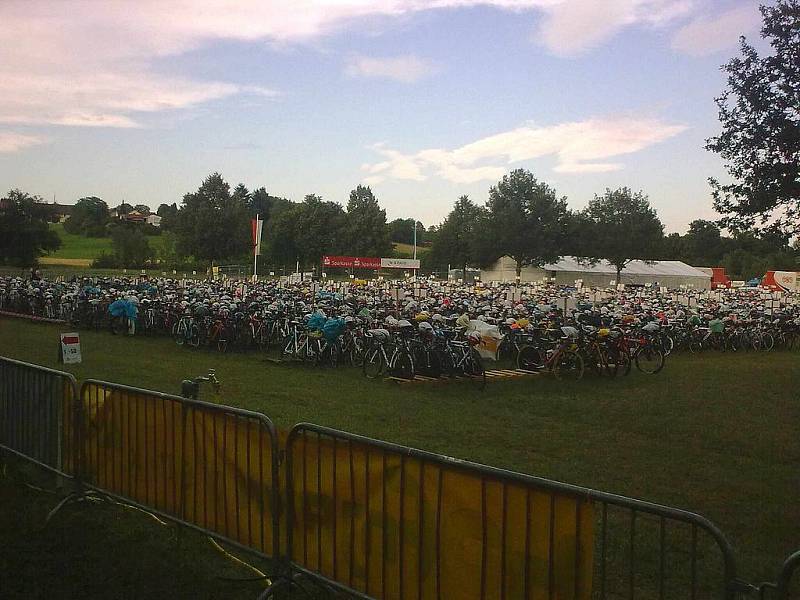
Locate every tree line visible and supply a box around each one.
[4,167,796,281]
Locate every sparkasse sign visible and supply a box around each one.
[322,256,420,269]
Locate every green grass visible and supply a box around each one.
[46,223,166,260]
[0,461,271,599]
[392,242,429,256]
[1,316,798,597]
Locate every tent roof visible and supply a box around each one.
[542,257,709,278]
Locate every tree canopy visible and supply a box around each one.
[346,185,392,257]
[63,196,110,237]
[580,188,665,282]
[0,189,61,266]
[477,169,571,277]
[388,218,425,246]
[173,173,252,265]
[706,0,800,234]
[110,225,154,268]
[429,195,483,275]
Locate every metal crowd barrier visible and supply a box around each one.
[77,380,281,561]
[0,356,79,477]
[283,424,741,600]
[1,357,798,599]
[284,424,596,600]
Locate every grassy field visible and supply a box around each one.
[0,316,798,597]
[43,223,166,263]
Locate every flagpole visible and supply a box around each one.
[253,214,259,281]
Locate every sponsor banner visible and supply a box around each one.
[380,257,420,269]
[322,256,382,269]
[322,256,420,269]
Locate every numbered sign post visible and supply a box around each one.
[59,332,82,364]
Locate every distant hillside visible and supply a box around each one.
[41,223,165,266]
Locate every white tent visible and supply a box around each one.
[481,256,711,289]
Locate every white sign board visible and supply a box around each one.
[381,257,421,269]
[60,332,82,364]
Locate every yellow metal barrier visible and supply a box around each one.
[285,424,594,600]
[79,380,281,559]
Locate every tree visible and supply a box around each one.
[293,194,347,268]
[477,169,571,278]
[0,189,61,266]
[248,187,292,221]
[133,204,151,215]
[580,187,664,283]
[263,204,300,270]
[683,219,725,265]
[157,230,187,269]
[156,203,178,230]
[706,0,800,234]
[115,202,133,216]
[430,195,483,275]
[232,183,251,205]
[659,232,686,261]
[63,196,110,236]
[346,185,392,257]
[110,225,154,268]
[388,218,425,245]
[173,173,252,265]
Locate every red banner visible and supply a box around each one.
[322,255,381,269]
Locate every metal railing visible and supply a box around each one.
[1,357,798,600]
[283,423,742,600]
[0,356,79,477]
[77,380,281,561]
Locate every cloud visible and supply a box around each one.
[345,55,439,82]
[0,0,705,132]
[223,142,264,151]
[0,131,47,153]
[534,0,693,56]
[362,117,687,183]
[671,4,761,56]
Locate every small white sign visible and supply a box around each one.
[60,332,82,364]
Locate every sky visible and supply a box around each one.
[0,0,766,233]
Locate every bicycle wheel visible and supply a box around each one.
[363,348,385,379]
[725,333,739,352]
[553,350,584,381]
[281,335,294,356]
[427,350,443,379]
[110,316,126,336]
[439,349,457,377]
[516,345,544,370]
[635,346,664,374]
[467,348,486,390]
[188,325,200,348]
[600,347,620,378]
[173,322,185,345]
[392,352,415,380]
[760,332,775,352]
[659,334,674,356]
[585,345,608,377]
[348,338,366,367]
[617,348,633,376]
